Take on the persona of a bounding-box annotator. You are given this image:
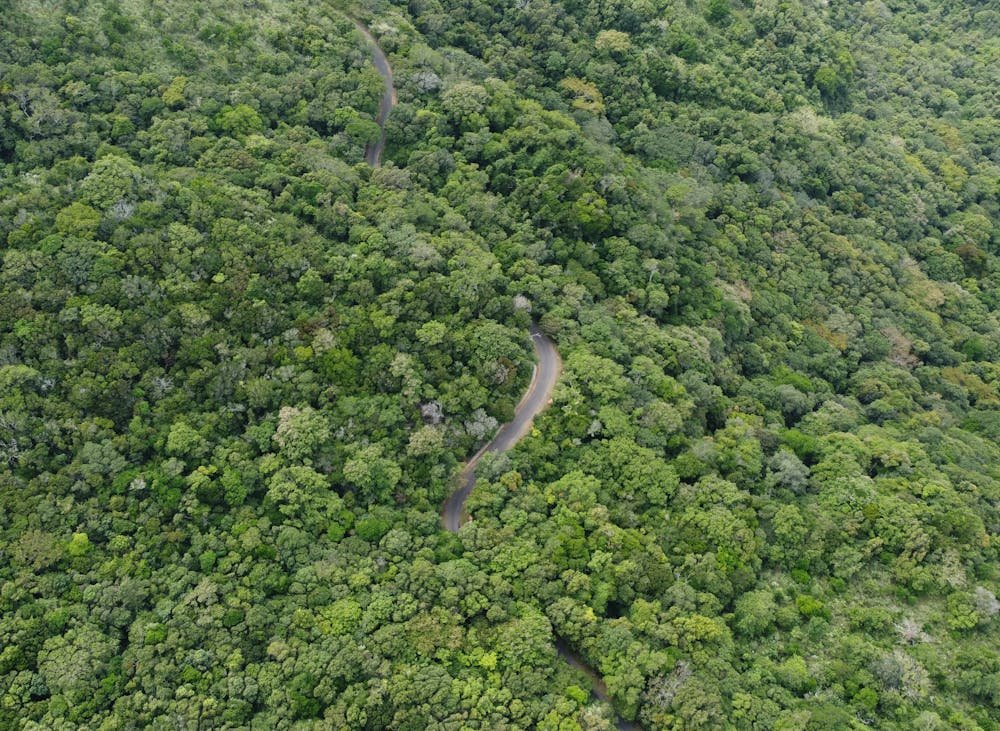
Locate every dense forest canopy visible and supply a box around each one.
[0,0,998,728]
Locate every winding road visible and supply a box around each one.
[438,325,638,730]
[557,640,640,731]
[353,22,640,730]
[442,323,561,531]
[352,20,396,167]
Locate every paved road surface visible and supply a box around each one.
[353,21,396,167]
[442,324,561,531]
[440,325,641,729]
[351,16,639,729]
[557,640,641,731]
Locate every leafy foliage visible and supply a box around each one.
[0,0,998,728]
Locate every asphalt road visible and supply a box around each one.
[557,640,641,731]
[351,20,636,717]
[442,324,561,532]
[353,21,396,167]
[439,326,640,728]
[350,17,637,729]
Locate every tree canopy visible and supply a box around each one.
[1,0,998,728]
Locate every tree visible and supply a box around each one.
[342,444,402,503]
[595,30,631,56]
[79,155,140,209]
[55,202,101,238]
[215,104,265,137]
[37,625,118,707]
[733,590,776,637]
[273,405,330,463]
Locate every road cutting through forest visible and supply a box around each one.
[441,324,561,531]
[354,22,639,730]
[436,323,638,730]
[438,324,638,730]
[352,19,395,167]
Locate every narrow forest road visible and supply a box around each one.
[557,641,640,731]
[350,19,638,729]
[352,20,396,167]
[441,326,640,730]
[442,324,561,531]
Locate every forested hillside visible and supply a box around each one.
[1,0,998,728]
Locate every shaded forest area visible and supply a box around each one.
[0,0,998,728]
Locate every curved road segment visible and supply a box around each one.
[442,324,561,531]
[353,22,639,729]
[352,21,396,167]
[440,325,639,731]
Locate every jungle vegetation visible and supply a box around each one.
[0,0,998,728]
